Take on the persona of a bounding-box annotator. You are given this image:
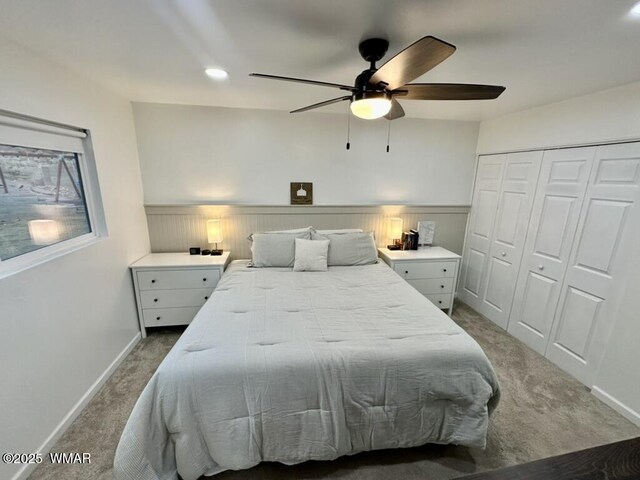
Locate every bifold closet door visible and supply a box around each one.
[507,147,596,353]
[459,154,506,312]
[476,151,543,328]
[460,151,542,328]
[545,142,640,385]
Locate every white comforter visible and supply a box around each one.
[115,261,499,480]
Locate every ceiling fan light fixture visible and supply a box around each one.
[350,92,392,120]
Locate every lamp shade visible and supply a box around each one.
[350,91,392,120]
[28,219,61,245]
[207,219,223,244]
[389,217,403,240]
[350,97,392,120]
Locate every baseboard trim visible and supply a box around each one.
[592,385,640,427]
[11,333,142,480]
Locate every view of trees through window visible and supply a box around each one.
[0,144,91,261]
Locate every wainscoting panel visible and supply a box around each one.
[145,205,470,260]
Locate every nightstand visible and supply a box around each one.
[378,247,461,316]
[130,252,231,337]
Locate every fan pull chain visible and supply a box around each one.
[386,120,392,153]
[346,110,351,150]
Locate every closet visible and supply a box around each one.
[460,142,640,386]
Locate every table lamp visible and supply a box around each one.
[207,219,223,255]
[387,217,403,250]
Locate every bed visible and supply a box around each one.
[114,260,500,480]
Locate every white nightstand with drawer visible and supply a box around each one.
[378,247,461,316]
[130,252,231,337]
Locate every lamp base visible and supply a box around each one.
[210,249,223,256]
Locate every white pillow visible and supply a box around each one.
[311,231,378,266]
[314,228,363,234]
[251,231,311,267]
[293,238,329,272]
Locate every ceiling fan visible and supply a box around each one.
[250,36,505,121]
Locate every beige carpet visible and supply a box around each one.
[29,303,639,480]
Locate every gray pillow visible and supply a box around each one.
[251,231,311,267]
[314,228,363,234]
[247,226,312,242]
[311,231,378,266]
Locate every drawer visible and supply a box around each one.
[407,277,454,295]
[142,307,201,327]
[137,269,220,291]
[425,294,452,310]
[394,261,456,280]
[140,288,213,309]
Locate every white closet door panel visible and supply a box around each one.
[463,248,485,296]
[508,147,595,353]
[574,199,631,275]
[533,195,577,261]
[546,142,640,385]
[459,155,506,309]
[552,287,602,360]
[476,151,543,328]
[518,271,557,335]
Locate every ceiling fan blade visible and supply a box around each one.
[395,83,506,100]
[369,36,456,91]
[250,73,354,91]
[290,96,352,114]
[385,99,405,120]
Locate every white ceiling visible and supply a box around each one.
[1,0,640,121]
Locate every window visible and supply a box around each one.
[0,110,105,276]
[0,144,92,259]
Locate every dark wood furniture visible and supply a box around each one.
[454,437,640,480]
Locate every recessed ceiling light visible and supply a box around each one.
[631,1,640,17]
[205,68,228,79]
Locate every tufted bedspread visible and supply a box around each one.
[114,260,500,480]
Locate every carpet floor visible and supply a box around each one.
[29,302,639,480]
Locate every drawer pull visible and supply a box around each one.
[156,316,161,321]
[151,279,156,283]
[405,270,408,274]
[203,278,207,282]
[154,298,158,302]
[438,300,442,304]
[501,251,506,257]
[443,268,447,272]
[538,265,544,271]
[441,285,445,289]
[205,296,209,300]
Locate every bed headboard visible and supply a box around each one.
[145,205,470,260]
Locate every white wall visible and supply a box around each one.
[477,81,640,154]
[133,103,480,206]
[476,81,640,426]
[0,39,149,480]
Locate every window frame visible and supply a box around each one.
[0,111,107,279]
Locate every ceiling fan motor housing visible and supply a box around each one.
[354,69,376,92]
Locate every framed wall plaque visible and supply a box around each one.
[290,182,313,205]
